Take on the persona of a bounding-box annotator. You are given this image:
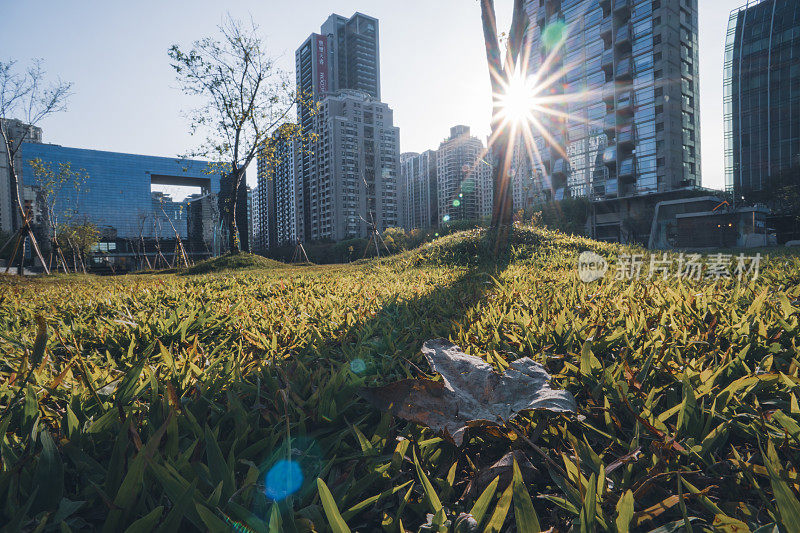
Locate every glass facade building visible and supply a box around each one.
[20,143,218,239]
[724,0,800,196]
[522,0,701,204]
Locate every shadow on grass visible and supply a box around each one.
[300,227,518,401]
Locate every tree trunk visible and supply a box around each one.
[481,0,528,235]
[17,236,26,276]
[2,145,49,274]
[481,0,514,231]
[224,168,244,255]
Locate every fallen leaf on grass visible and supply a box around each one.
[360,339,576,446]
[462,450,537,500]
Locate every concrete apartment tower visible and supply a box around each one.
[724,0,800,199]
[312,91,400,241]
[257,129,301,249]
[401,150,439,230]
[277,12,399,244]
[523,0,702,239]
[0,119,43,233]
[437,126,493,224]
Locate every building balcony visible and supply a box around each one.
[602,146,617,167]
[617,125,635,148]
[600,18,613,40]
[601,49,615,76]
[615,25,631,49]
[612,0,631,19]
[602,83,616,103]
[619,157,636,182]
[604,114,617,136]
[615,57,633,80]
[599,0,611,12]
[552,158,568,177]
[537,7,546,27]
[616,91,634,115]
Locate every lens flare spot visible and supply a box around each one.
[350,358,366,374]
[265,460,303,500]
[461,178,476,194]
[542,21,567,50]
[452,200,461,207]
[442,215,451,223]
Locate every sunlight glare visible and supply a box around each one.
[497,71,538,126]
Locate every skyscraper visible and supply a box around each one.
[724,0,800,199]
[521,0,701,204]
[281,12,399,245]
[311,90,400,241]
[0,119,42,233]
[401,150,439,230]
[257,127,301,249]
[320,13,381,100]
[437,126,493,224]
[248,185,260,253]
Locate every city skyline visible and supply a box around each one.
[1,0,747,195]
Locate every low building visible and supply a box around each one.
[19,143,222,270]
[649,196,773,249]
[187,193,221,256]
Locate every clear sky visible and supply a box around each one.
[1,0,746,194]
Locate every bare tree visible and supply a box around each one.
[480,0,530,233]
[28,158,88,273]
[136,210,153,270]
[0,59,72,274]
[169,15,310,255]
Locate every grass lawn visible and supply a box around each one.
[2,226,800,532]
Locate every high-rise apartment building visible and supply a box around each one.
[312,90,400,241]
[437,126,493,224]
[257,127,301,249]
[248,186,261,253]
[401,150,439,230]
[277,12,398,245]
[521,0,701,205]
[724,0,800,198]
[320,14,381,100]
[0,119,43,233]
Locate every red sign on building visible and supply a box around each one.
[315,35,329,94]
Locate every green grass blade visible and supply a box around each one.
[580,473,597,533]
[470,475,501,527]
[615,490,634,533]
[316,478,352,533]
[483,480,513,533]
[763,440,800,531]
[512,458,541,533]
[31,430,64,513]
[123,506,163,533]
[413,448,443,513]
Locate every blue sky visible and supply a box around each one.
[1,0,745,193]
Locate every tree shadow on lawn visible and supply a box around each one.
[326,230,515,382]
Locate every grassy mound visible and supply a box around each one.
[181,252,285,275]
[402,224,629,267]
[1,227,800,531]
